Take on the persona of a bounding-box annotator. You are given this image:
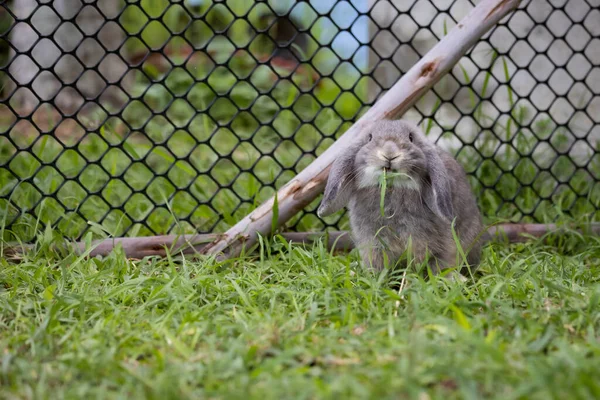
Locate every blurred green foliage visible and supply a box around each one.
[0,0,598,242]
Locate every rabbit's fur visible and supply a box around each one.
[317,120,484,274]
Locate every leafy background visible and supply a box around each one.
[0,0,599,242]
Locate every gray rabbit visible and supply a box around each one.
[317,120,484,275]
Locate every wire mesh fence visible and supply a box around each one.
[0,0,599,242]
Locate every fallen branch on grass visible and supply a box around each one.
[6,223,599,260]
[199,0,523,260]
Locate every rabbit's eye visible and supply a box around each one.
[368,133,373,141]
[408,133,413,142]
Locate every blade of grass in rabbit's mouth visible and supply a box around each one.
[379,168,387,217]
[378,169,416,218]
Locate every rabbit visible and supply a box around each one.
[317,119,485,275]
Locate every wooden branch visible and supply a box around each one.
[7,223,600,260]
[199,0,522,260]
[486,222,600,243]
[4,233,216,260]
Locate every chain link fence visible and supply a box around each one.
[0,0,599,242]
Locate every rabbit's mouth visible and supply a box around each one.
[383,169,419,189]
[358,164,420,190]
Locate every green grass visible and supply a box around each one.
[2,220,600,399]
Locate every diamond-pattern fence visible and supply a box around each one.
[0,0,599,243]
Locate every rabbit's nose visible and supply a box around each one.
[381,154,400,169]
[377,151,400,166]
[382,155,400,169]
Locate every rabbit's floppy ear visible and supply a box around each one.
[317,147,356,217]
[423,148,454,222]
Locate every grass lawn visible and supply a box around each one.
[2,220,600,399]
